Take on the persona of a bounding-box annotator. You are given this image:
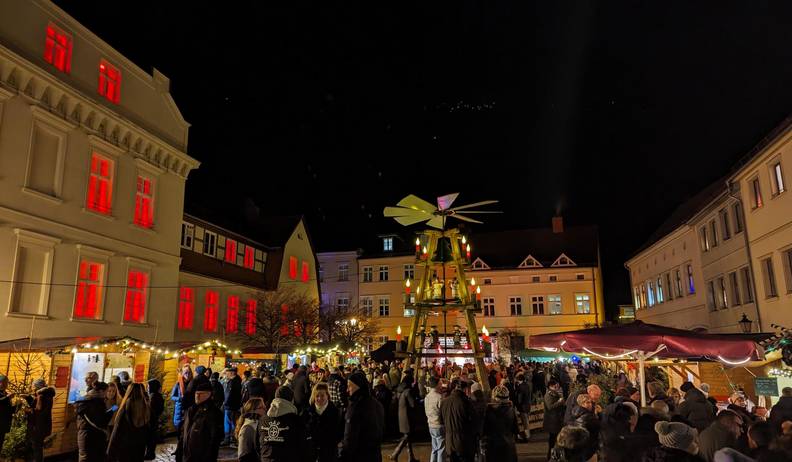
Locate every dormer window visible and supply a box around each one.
[44,23,72,73]
[98,60,121,104]
[383,237,393,252]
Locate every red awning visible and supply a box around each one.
[529,321,763,362]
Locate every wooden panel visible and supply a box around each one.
[45,353,77,457]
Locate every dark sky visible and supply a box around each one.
[55,1,792,320]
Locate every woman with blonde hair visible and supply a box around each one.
[105,381,123,410]
[307,383,342,462]
[107,383,150,462]
[236,397,265,462]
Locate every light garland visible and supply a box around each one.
[716,355,752,365]
[292,343,364,357]
[71,337,242,359]
[770,368,792,378]
[582,347,638,359]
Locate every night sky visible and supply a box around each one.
[55,1,792,319]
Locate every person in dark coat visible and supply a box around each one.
[515,373,533,441]
[209,372,224,409]
[291,366,311,413]
[643,420,704,462]
[564,384,601,426]
[675,382,715,432]
[726,392,755,436]
[328,367,348,415]
[223,368,242,444]
[181,381,224,462]
[0,375,13,451]
[76,382,113,462]
[549,426,591,462]
[373,377,393,434]
[185,365,209,407]
[307,383,342,462]
[260,385,305,462]
[572,394,600,461]
[440,379,477,462]
[25,378,55,462]
[482,385,518,462]
[145,379,165,460]
[107,383,150,462]
[600,402,656,462]
[339,372,385,462]
[117,371,132,398]
[544,379,566,460]
[648,381,676,413]
[389,375,419,462]
[698,410,743,462]
[770,386,792,434]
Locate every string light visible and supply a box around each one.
[582,348,638,359]
[770,368,792,378]
[716,355,752,365]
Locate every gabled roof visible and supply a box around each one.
[551,253,576,267]
[518,255,543,268]
[470,225,599,269]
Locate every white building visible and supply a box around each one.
[0,0,199,342]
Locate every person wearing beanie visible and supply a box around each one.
[180,381,223,462]
[259,385,304,462]
[440,376,477,462]
[644,420,704,462]
[677,382,716,432]
[25,378,55,462]
[185,365,209,417]
[340,372,385,462]
[482,385,519,462]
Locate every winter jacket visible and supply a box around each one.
[424,388,444,429]
[676,388,715,432]
[107,411,147,462]
[185,374,208,409]
[373,384,393,417]
[726,404,755,435]
[146,380,165,458]
[440,389,477,459]
[769,395,792,434]
[482,401,519,462]
[237,415,260,462]
[224,374,242,411]
[389,368,402,391]
[260,398,305,462]
[600,421,658,462]
[699,422,739,462]
[170,382,188,428]
[291,371,311,411]
[572,406,600,461]
[0,390,12,436]
[397,385,418,434]
[307,401,343,462]
[26,386,55,441]
[328,373,348,411]
[563,390,584,426]
[649,393,676,413]
[543,389,566,434]
[76,391,112,462]
[515,380,533,413]
[209,378,224,409]
[182,399,224,462]
[339,387,385,462]
[642,446,705,462]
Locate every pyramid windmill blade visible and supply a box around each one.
[394,214,434,226]
[384,206,427,218]
[449,210,502,214]
[451,214,483,224]
[448,200,498,211]
[397,194,437,213]
[426,216,445,229]
[436,193,460,211]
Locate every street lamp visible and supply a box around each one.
[738,313,753,334]
[349,318,357,327]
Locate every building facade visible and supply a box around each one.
[317,250,359,310]
[0,0,199,342]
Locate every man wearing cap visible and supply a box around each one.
[260,385,304,462]
[340,372,384,462]
[676,381,716,432]
[424,376,445,462]
[181,381,224,462]
[440,378,476,462]
[0,375,13,452]
[223,367,242,445]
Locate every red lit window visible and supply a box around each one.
[245,300,256,335]
[294,321,302,338]
[74,260,103,319]
[204,291,219,332]
[86,153,114,214]
[98,60,121,104]
[134,175,155,228]
[280,304,289,335]
[301,261,310,282]
[178,287,194,330]
[225,239,237,263]
[44,23,72,73]
[289,256,298,279]
[226,296,239,333]
[244,247,254,269]
[124,270,148,323]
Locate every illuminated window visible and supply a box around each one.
[226,296,239,333]
[289,256,298,279]
[772,162,786,195]
[44,23,72,73]
[245,300,256,335]
[482,297,495,316]
[98,60,121,104]
[244,246,255,269]
[301,261,310,282]
[225,239,237,263]
[548,294,562,315]
[86,153,114,214]
[687,264,696,294]
[383,237,393,251]
[73,260,104,319]
[134,175,154,228]
[647,281,655,306]
[124,270,148,323]
[178,287,194,330]
[181,223,194,249]
[204,291,219,332]
[575,293,591,314]
[634,287,641,309]
[751,177,763,209]
[656,277,664,303]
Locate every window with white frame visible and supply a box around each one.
[718,276,728,308]
[72,246,111,320]
[675,269,683,297]
[707,281,716,311]
[729,271,741,306]
[772,161,786,195]
[548,294,562,314]
[532,276,540,283]
[656,277,664,303]
[732,203,744,234]
[647,281,655,306]
[26,112,67,199]
[8,230,60,316]
[383,237,393,251]
[665,273,674,300]
[751,177,763,209]
[509,296,522,316]
[181,223,194,249]
[362,266,373,282]
[482,297,495,317]
[762,257,778,298]
[361,297,373,317]
[403,264,415,280]
[379,265,389,281]
[378,296,390,316]
[203,230,217,257]
[531,295,545,315]
[338,264,349,281]
[719,209,731,241]
[133,175,155,228]
[741,267,754,303]
[575,294,591,313]
[336,294,350,311]
[782,248,792,294]
[634,287,641,309]
[700,227,710,252]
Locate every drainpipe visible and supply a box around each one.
[727,180,764,333]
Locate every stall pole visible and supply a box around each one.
[638,352,647,407]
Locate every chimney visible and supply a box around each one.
[552,216,564,234]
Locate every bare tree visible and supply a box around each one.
[319,303,379,345]
[238,287,310,355]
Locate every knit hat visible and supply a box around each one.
[195,366,207,375]
[275,385,294,402]
[32,378,46,390]
[699,383,710,394]
[348,372,369,390]
[655,421,697,451]
[679,381,694,393]
[492,385,510,401]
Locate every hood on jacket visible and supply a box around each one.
[147,379,162,394]
[267,397,298,418]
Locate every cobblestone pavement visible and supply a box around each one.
[153,433,550,462]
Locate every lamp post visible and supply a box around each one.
[738,314,752,334]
